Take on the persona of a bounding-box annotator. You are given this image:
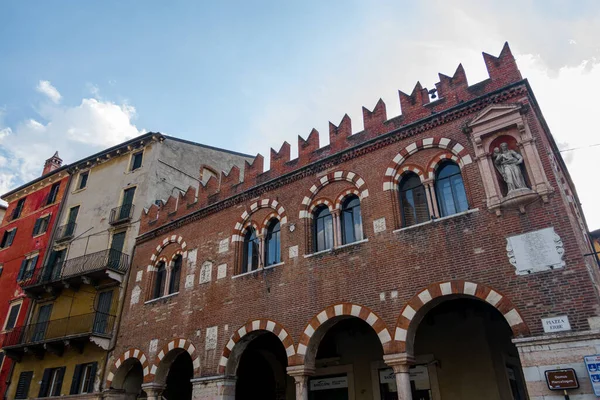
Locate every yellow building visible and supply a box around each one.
[2,133,252,399]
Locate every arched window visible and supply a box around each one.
[341,195,363,244]
[265,219,281,266]
[399,173,429,227]
[314,206,333,252]
[153,261,166,299]
[169,255,182,294]
[435,161,468,217]
[242,227,259,273]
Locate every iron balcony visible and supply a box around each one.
[109,203,134,225]
[0,312,116,359]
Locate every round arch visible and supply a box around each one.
[106,348,151,387]
[394,280,530,354]
[297,303,392,368]
[218,319,295,375]
[383,137,473,191]
[149,235,187,265]
[233,199,288,242]
[299,170,368,219]
[426,150,463,180]
[151,338,200,384]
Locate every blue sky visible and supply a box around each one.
[1,0,599,228]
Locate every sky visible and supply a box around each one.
[0,1,599,228]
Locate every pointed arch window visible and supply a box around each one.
[435,161,468,217]
[242,227,259,273]
[341,195,363,244]
[153,261,166,299]
[399,173,429,227]
[169,255,182,294]
[265,219,281,266]
[314,206,334,252]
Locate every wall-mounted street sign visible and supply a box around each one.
[545,369,579,390]
[584,355,600,396]
[541,315,571,333]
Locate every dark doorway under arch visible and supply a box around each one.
[163,351,193,400]
[235,331,290,400]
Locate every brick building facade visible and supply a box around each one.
[106,43,599,400]
[0,153,69,398]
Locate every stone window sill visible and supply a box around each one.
[393,208,479,234]
[232,262,284,279]
[144,292,179,305]
[304,238,369,258]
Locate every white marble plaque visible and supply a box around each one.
[542,315,571,333]
[218,238,229,253]
[187,248,198,271]
[149,339,158,354]
[217,264,227,279]
[200,262,212,284]
[506,227,565,275]
[373,217,387,233]
[288,245,298,259]
[205,326,218,350]
[130,285,141,305]
[185,274,195,289]
[136,270,143,282]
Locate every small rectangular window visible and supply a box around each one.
[46,182,60,205]
[4,303,21,330]
[17,254,38,281]
[0,228,16,249]
[15,371,33,399]
[77,171,89,190]
[70,362,97,394]
[12,198,26,220]
[130,151,143,171]
[33,215,51,236]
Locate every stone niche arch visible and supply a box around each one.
[394,280,530,355]
[218,319,295,375]
[297,303,393,368]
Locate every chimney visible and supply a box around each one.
[42,151,62,176]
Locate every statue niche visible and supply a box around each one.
[490,136,530,197]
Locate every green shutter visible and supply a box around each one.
[32,218,41,236]
[15,371,33,399]
[53,367,66,396]
[17,258,28,281]
[87,362,98,393]
[38,368,52,397]
[70,364,83,394]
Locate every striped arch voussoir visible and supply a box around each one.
[151,338,200,376]
[218,319,295,374]
[394,280,530,352]
[307,197,335,216]
[334,189,361,210]
[232,199,288,242]
[149,235,187,265]
[300,171,368,219]
[106,348,150,387]
[296,303,392,362]
[426,151,461,180]
[383,137,473,191]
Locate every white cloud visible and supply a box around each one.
[36,80,62,104]
[0,82,144,201]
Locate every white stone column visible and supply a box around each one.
[423,179,439,218]
[332,210,342,247]
[384,353,414,400]
[287,365,315,400]
[141,383,164,400]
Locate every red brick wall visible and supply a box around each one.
[111,44,599,383]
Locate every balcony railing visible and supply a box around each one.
[109,204,134,225]
[20,249,129,289]
[1,312,115,348]
[55,222,76,242]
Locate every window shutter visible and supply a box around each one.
[7,229,16,246]
[28,255,39,278]
[15,371,33,399]
[53,367,66,396]
[5,304,21,330]
[17,259,28,281]
[38,368,53,397]
[33,219,41,236]
[87,362,98,393]
[70,364,83,394]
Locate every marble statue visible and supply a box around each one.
[494,142,528,192]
